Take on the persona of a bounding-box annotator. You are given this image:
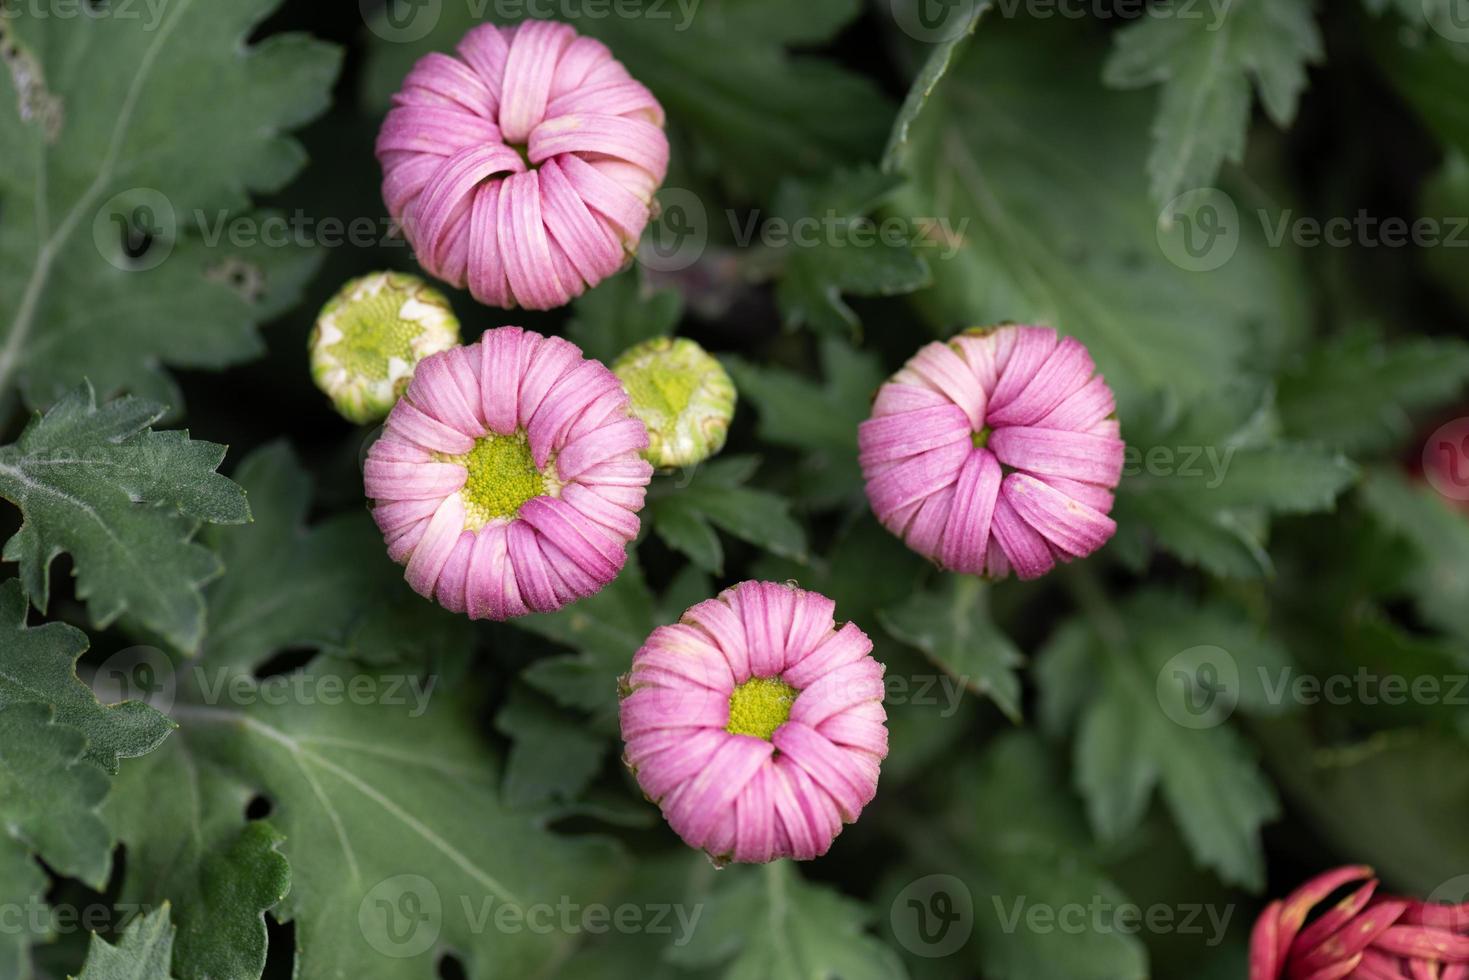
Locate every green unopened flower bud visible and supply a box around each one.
[309,272,460,424]
[612,337,736,469]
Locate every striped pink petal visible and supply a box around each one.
[378,22,668,310]
[365,327,649,620]
[618,581,887,864]
[860,325,1124,580]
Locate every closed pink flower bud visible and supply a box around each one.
[364,326,652,619]
[859,325,1124,580]
[619,581,888,864]
[1250,865,1469,979]
[377,21,670,310]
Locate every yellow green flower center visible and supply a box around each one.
[327,289,420,382]
[972,425,992,449]
[725,676,798,741]
[447,431,547,528]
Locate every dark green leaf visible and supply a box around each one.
[1037,589,1291,889]
[667,861,907,980]
[1112,381,1357,577]
[197,442,471,673]
[928,734,1150,980]
[725,338,882,508]
[518,556,656,726]
[0,0,340,407]
[1359,467,1469,641]
[567,269,684,364]
[1277,333,1469,453]
[0,578,172,772]
[770,167,931,336]
[883,2,991,172]
[0,703,112,889]
[111,660,627,980]
[72,903,177,980]
[494,685,609,809]
[1103,0,1322,207]
[648,456,806,575]
[879,576,1023,722]
[890,19,1311,410]
[0,383,250,654]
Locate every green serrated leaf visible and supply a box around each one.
[0,0,340,407]
[1037,590,1291,889]
[879,576,1023,722]
[725,338,882,509]
[517,555,657,727]
[0,833,52,980]
[1277,333,1469,453]
[648,457,806,575]
[71,903,177,980]
[927,733,1150,980]
[769,167,931,337]
[555,851,717,980]
[0,702,113,889]
[1103,0,1322,207]
[883,1,992,172]
[1112,381,1357,577]
[0,578,172,772]
[106,732,290,980]
[567,269,684,365]
[196,442,471,673]
[0,383,249,652]
[890,18,1311,410]
[667,861,906,980]
[112,659,626,980]
[494,685,609,810]
[1360,467,1469,641]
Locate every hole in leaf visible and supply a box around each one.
[438,952,467,980]
[252,647,316,680]
[245,795,273,820]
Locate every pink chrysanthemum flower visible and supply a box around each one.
[377,21,670,310]
[364,326,652,619]
[1250,865,1469,979]
[859,325,1125,580]
[619,581,888,864]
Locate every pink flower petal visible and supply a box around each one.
[938,447,1002,574]
[1003,472,1116,559]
